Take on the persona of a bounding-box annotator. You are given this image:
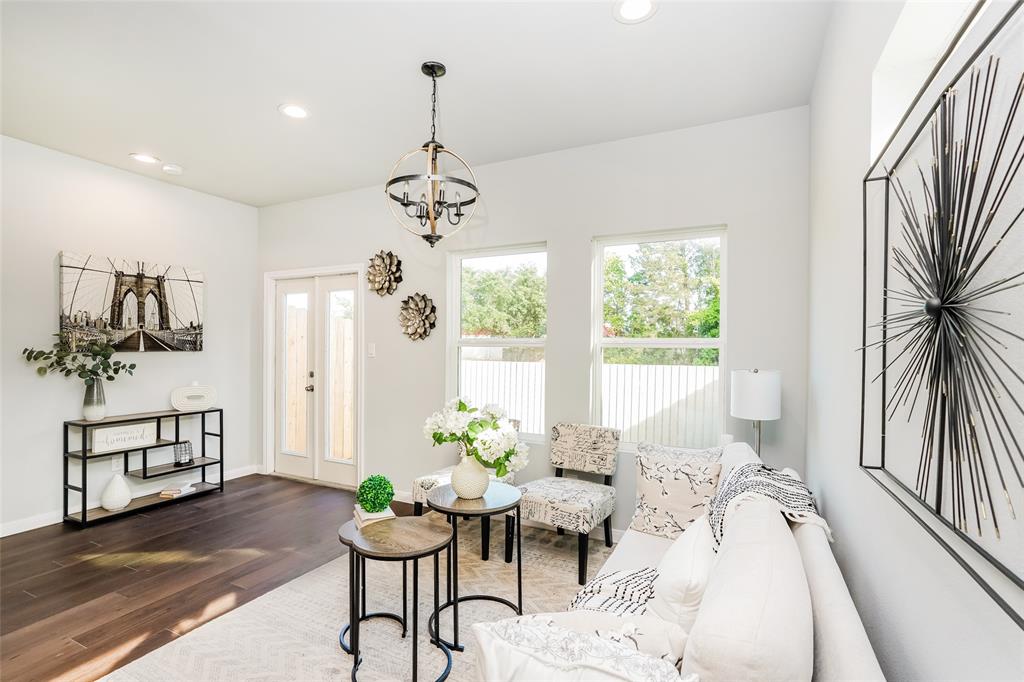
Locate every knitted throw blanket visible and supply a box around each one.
[707,462,832,546]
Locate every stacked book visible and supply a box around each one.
[159,482,195,499]
[354,504,395,529]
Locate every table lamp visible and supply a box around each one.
[730,369,781,455]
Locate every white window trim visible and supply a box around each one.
[446,242,548,439]
[590,226,728,448]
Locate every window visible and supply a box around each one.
[448,246,547,435]
[592,230,725,447]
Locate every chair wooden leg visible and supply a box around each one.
[414,502,423,516]
[578,532,589,585]
[481,515,490,561]
[504,517,514,563]
[556,527,564,536]
[603,516,612,547]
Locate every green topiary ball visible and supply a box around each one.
[356,475,394,514]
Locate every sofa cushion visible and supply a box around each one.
[717,442,761,484]
[471,619,687,682]
[680,498,813,682]
[646,514,717,632]
[599,528,675,577]
[518,476,615,534]
[630,451,720,539]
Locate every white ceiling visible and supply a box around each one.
[2,1,833,207]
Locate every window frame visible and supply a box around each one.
[590,226,728,449]
[446,242,548,440]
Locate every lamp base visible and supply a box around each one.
[752,420,763,456]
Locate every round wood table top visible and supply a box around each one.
[338,515,452,560]
[426,481,522,516]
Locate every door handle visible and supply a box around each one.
[305,385,315,392]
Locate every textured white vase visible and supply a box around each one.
[100,474,132,511]
[451,454,490,499]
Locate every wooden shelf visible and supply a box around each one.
[65,482,219,523]
[67,438,178,459]
[64,407,221,428]
[128,457,220,479]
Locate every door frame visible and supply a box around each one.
[262,263,366,487]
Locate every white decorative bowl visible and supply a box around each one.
[171,383,218,411]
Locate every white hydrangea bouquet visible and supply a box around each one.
[424,398,529,478]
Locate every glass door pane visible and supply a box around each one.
[283,292,309,454]
[327,289,355,462]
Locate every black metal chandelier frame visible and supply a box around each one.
[385,61,480,247]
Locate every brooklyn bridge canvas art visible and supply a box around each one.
[59,252,204,352]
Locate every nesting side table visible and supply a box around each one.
[338,516,453,682]
[425,481,522,652]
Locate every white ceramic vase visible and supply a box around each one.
[451,453,490,499]
[100,474,132,511]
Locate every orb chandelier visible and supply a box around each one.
[385,61,480,247]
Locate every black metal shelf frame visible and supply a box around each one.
[62,408,224,527]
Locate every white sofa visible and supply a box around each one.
[472,443,884,681]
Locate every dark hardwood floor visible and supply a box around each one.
[0,474,411,681]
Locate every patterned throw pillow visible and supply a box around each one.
[630,451,722,539]
[637,442,723,463]
[569,567,658,615]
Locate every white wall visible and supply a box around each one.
[0,137,260,535]
[259,106,810,531]
[807,3,1024,680]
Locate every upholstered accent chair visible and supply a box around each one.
[411,419,519,561]
[506,423,621,584]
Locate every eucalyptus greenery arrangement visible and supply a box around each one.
[356,475,394,514]
[22,336,136,385]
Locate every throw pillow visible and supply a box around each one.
[646,514,717,632]
[637,442,722,463]
[569,567,658,615]
[630,452,721,539]
[471,619,689,682]
[520,611,689,670]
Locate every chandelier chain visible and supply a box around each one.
[430,75,438,142]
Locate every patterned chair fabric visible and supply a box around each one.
[412,465,514,505]
[550,423,621,475]
[517,476,616,534]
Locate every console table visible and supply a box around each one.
[63,408,224,527]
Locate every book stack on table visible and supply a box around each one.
[160,482,195,499]
[354,504,395,529]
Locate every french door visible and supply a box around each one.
[274,274,359,487]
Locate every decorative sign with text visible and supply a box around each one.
[93,422,158,454]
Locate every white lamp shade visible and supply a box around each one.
[731,369,781,421]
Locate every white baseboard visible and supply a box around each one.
[0,464,263,538]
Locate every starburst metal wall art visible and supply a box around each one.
[861,2,1024,629]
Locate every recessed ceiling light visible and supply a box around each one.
[278,104,308,119]
[162,163,184,175]
[129,153,161,164]
[614,0,656,24]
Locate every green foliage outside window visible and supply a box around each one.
[457,238,720,367]
[603,239,720,366]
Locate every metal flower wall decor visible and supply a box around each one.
[367,250,403,296]
[399,293,436,340]
[861,3,1024,627]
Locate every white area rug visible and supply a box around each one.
[104,522,613,681]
